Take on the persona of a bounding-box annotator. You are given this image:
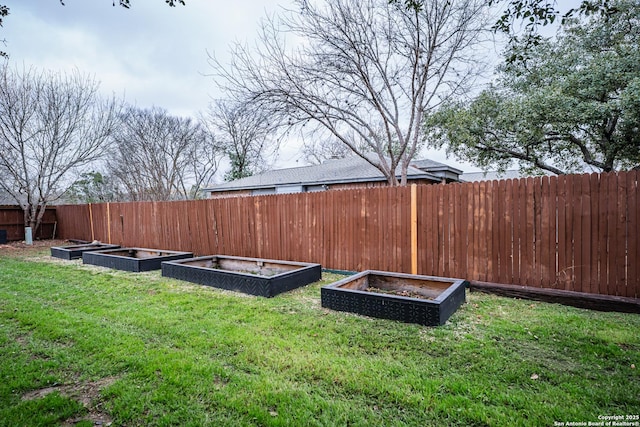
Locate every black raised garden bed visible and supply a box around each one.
[321,270,467,326]
[162,255,322,297]
[50,243,121,260]
[82,247,193,272]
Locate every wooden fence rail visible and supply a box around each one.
[55,171,639,298]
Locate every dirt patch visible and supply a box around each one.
[0,239,70,258]
[0,239,69,250]
[365,286,434,300]
[22,377,117,426]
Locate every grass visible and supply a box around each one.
[0,244,639,426]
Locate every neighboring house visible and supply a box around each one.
[460,170,556,182]
[204,155,462,198]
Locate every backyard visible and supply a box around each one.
[0,241,638,426]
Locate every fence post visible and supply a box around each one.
[107,203,111,244]
[411,184,418,275]
[88,203,95,242]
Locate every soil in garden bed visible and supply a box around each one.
[365,286,435,300]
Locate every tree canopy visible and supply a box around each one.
[426,0,640,175]
[202,99,279,182]
[108,106,219,201]
[0,65,121,233]
[211,0,490,185]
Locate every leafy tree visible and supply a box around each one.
[391,0,616,63]
[489,0,618,64]
[210,0,490,185]
[426,0,640,174]
[0,64,121,234]
[63,171,123,204]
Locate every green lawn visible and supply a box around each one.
[0,244,638,426]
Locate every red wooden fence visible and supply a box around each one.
[55,171,639,298]
[0,206,57,241]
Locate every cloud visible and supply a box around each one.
[3,0,287,116]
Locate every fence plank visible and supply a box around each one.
[478,181,488,282]
[451,184,461,279]
[547,176,558,288]
[615,174,628,297]
[581,174,592,294]
[512,179,522,285]
[629,171,639,298]
[502,180,513,284]
[589,173,600,294]
[489,181,500,284]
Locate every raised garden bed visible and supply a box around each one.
[50,243,121,260]
[82,247,193,272]
[321,270,467,326]
[162,255,322,297]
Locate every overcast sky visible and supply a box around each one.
[1,0,486,173]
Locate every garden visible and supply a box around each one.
[0,241,638,426]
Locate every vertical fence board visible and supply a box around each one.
[479,181,489,282]
[523,178,534,287]
[451,184,461,279]
[572,174,584,292]
[502,180,513,284]
[513,179,523,285]
[533,177,543,287]
[590,173,600,294]
[438,185,452,277]
[540,177,551,288]
[489,181,500,284]
[548,177,558,288]
[597,174,608,296]
[425,185,436,276]
[581,174,592,294]
[566,175,577,291]
[615,174,628,297]
[555,176,566,289]
[629,171,639,298]
[605,174,618,296]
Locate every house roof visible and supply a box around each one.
[410,159,463,175]
[205,155,455,193]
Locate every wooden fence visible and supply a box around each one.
[0,206,57,241]
[55,171,639,298]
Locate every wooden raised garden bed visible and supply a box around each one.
[50,243,121,260]
[321,270,467,326]
[161,255,322,297]
[82,247,193,272]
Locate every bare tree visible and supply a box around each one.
[203,98,279,181]
[0,64,120,235]
[108,106,220,201]
[209,0,490,185]
[302,137,354,165]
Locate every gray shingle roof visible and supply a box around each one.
[205,155,446,192]
[410,159,462,174]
